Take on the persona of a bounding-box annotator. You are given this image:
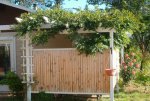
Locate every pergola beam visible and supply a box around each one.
[0,25,115,33]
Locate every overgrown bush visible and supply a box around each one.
[32,92,54,101]
[120,52,140,85]
[15,8,140,55]
[0,71,24,94]
[135,55,150,91]
[135,71,150,85]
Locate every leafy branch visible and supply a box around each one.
[14,8,140,55]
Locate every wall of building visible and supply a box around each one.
[15,36,23,76]
[0,4,27,25]
[34,34,73,49]
[0,32,73,77]
[0,32,22,77]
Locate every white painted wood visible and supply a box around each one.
[0,36,14,40]
[121,47,124,62]
[30,45,34,83]
[22,37,26,83]
[0,36,16,72]
[0,35,17,92]
[0,32,16,36]
[40,26,115,34]
[114,49,120,92]
[33,48,76,51]
[0,25,14,31]
[25,34,32,101]
[0,85,10,92]
[32,91,109,95]
[12,37,16,72]
[110,31,114,101]
[0,25,115,34]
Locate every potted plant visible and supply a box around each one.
[105,69,116,76]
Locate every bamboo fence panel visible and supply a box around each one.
[32,49,111,94]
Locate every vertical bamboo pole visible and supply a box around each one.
[26,34,31,101]
[110,31,114,101]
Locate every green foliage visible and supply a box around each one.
[135,55,150,86]
[125,46,143,61]
[87,0,147,13]
[69,32,109,55]
[32,92,54,101]
[120,53,140,85]
[15,8,140,55]
[0,71,23,93]
[135,71,150,86]
[8,0,64,9]
[142,54,150,69]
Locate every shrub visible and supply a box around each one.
[32,92,54,101]
[0,71,23,93]
[120,52,140,85]
[135,58,150,92]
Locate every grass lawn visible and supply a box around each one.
[102,91,150,101]
[1,91,149,101]
[102,81,150,101]
[101,81,150,101]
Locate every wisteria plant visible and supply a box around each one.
[14,8,141,55]
[120,52,140,85]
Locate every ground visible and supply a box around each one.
[0,81,150,101]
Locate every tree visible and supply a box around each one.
[87,0,150,70]
[87,0,146,13]
[131,4,150,70]
[87,0,116,5]
[8,0,64,9]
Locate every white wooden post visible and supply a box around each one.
[25,34,32,101]
[110,31,114,101]
[121,46,124,62]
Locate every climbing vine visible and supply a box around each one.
[14,8,140,55]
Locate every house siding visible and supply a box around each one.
[0,32,22,77]
[0,3,27,25]
[34,34,73,49]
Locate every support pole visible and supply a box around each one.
[110,31,114,101]
[121,46,124,62]
[25,34,31,101]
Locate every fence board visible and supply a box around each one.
[32,49,111,94]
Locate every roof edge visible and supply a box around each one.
[0,0,35,12]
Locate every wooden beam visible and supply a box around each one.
[0,25,13,31]
[0,25,115,34]
[25,34,32,101]
[109,31,115,101]
[32,91,109,95]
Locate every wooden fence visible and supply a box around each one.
[32,49,111,94]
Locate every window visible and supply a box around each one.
[0,44,11,79]
[0,37,16,80]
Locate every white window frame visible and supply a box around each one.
[0,36,16,72]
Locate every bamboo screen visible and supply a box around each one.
[32,49,110,94]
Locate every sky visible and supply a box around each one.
[63,0,90,10]
[10,0,106,10]
[62,0,106,10]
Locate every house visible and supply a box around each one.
[0,1,119,101]
[0,0,34,92]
